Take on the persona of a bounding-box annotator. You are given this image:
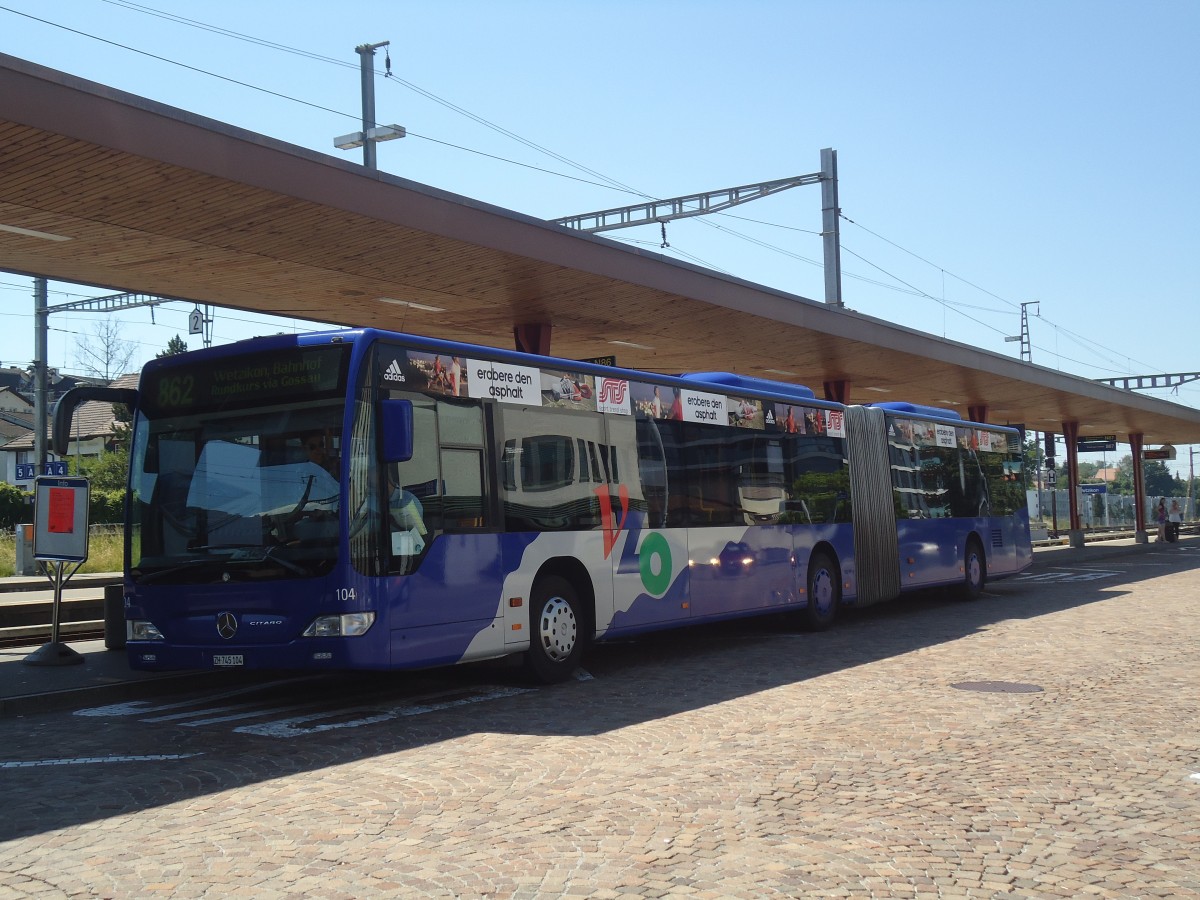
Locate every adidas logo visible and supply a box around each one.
[383,359,406,382]
[765,409,776,425]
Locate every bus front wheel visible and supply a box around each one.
[524,575,585,684]
[958,538,986,601]
[799,551,840,631]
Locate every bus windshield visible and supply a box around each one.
[129,345,350,584]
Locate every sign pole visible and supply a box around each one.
[24,558,85,666]
[23,476,90,667]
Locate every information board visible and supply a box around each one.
[33,476,90,562]
[1076,435,1117,452]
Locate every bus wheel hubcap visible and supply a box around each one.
[540,597,577,661]
[813,570,832,613]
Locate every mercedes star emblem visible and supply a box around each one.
[216,611,238,640]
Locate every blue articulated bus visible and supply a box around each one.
[54,328,1032,683]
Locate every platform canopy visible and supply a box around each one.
[2,52,1199,445]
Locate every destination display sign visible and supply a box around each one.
[1076,435,1117,452]
[143,345,350,415]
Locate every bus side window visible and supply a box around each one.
[437,400,489,530]
[392,399,442,532]
[681,422,738,527]
[498,407,603,531]
[441,448,486,528]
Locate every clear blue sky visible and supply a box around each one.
[1,1,1197,472]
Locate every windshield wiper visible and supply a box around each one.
[133,557,227,585]
[135,543,317,584]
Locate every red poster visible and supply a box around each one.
[47,487,75,534]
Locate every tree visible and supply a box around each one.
[0,482,30,530]
[74,318,136,380]
[1143,460,1181,498]
[75,445,129,493]
[1111,455,1135,495]
[1022,435,1041,479]
[1109,455,1183,498]
[156,335,188,358]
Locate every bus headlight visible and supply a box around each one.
[302,612,375,638]
[129,620,165,641]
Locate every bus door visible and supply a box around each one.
[365,372,505,662]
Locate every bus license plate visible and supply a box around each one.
[213,654,244,667]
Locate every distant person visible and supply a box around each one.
[1168,499,1182,542]
[1156,498,1167,542]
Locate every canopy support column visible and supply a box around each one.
[823,379,850,404]
[513,323,552,356]
[1061,420,1083,547]
[1129,433,1149,543]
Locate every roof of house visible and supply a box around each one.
[0,386,32,409]
[1,372,139,451]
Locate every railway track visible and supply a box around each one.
[0,620,107,650]
[0,581,116,650]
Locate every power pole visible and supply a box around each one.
[1189,445,1196,520]
[332,41,405,170]
[1004,300,1038,363]
[552,148,845,307]
[32,287,175,468]
[820,148,842,308]
[33,278,48,470]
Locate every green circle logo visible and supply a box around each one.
[638,532,673,596]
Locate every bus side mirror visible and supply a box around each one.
[380,399,414,463]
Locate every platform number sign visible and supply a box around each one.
[16,461,69,480]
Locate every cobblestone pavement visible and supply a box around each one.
[1,543,1199,898]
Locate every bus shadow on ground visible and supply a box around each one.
[0,540,1194,843]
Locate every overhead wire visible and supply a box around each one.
[2,2,1184,395]
[101,0,654,199]
[1,2,1001,312]
[840,215,1162,375]
[0,4,646,199]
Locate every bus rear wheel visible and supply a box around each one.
[524,575,585,684]
[958,538,986,601]
[799,551,840,631]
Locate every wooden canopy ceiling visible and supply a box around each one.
[2,52,1199,446]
